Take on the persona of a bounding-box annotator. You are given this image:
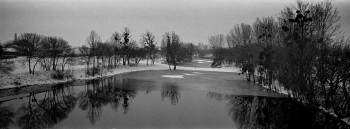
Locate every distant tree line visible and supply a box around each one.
[209,0,350,119]
[193,42,211,57]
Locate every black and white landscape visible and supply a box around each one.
[1,0,350,128]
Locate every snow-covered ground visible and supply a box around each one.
[0,58,240,90]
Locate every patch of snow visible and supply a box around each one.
[162,75,184,78]
[193,60,205,62]
[184,73,197,76]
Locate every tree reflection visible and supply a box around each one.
[78,86,103,125]
[110,88,136,114]
[37,90,77,128]
[16,96,45,129]
[0,105,15,129]
[206,92,350,129]
[207,92,224,101]
[78,78,137,124]
[161,83,180,105]
[16,87,77,129]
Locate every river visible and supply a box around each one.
[0,69,349,129]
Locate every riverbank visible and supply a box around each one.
[0,63,165,90]
[0,59,241,90]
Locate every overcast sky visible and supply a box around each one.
[1,0,349,47]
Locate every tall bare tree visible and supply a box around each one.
[12,33,43,74]
[253,17,280,87]
[86,30,101,76]
[141,31,156,65]
[162,32,181,70]
[112,32,122,67]
[40,37,71,71]
[208,34,225,49]
[121,27,130,66]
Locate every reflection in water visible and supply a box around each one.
[161,83,180,105]
[78,78,137,124]
[207,92,224,101]
[207,92,350,129]
[16,89,77,129]
[1,74,350,129]
[0,105,15,129]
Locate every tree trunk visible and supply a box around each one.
[52,57,56,70]
[173,59,177,70]
[247,73,251,81]
[93,56,96,77]
[32,58,41,75]
[127,59,130,65]
[123,55,126,66]
[268,70,273,87]
[62,63,65,71]
[117,57,120,67]
[252,73,255,83]
[147,57,149,66]
[28,57,32,74]
[114,54,117,68]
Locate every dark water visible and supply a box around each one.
[0,71,349,129]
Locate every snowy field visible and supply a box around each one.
[0,57,240,90]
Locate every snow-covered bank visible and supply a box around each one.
[0,63,166,90]
[0,60,241,90]
[256,77,350,125]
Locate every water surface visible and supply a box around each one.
[0,70,348,129]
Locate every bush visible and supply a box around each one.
[51,70,65,80]
[65,70,74,79]
[51,70,74,80]
[86,67,101,76]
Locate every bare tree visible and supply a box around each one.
[86,30,102,76]
[79,45,91,77]
[141,31,156,65]
[208,34,225,49]
[253,17,280,87]
[112,32,122,67]
[40,37,71,71]
[162,32,181,70]
[12,33,43,74]
[121,27,130,66]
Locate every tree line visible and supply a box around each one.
[80,28,151,77]
[0,27,196,77]
[2,33,75,76]
[80,28,195,77]
[209,0,350,119]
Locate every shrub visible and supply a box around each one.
[51,70,65,80]
[64,70,74,79]
[86,67,101,76]
[51,70,74,80]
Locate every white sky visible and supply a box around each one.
[1,0,349,47]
